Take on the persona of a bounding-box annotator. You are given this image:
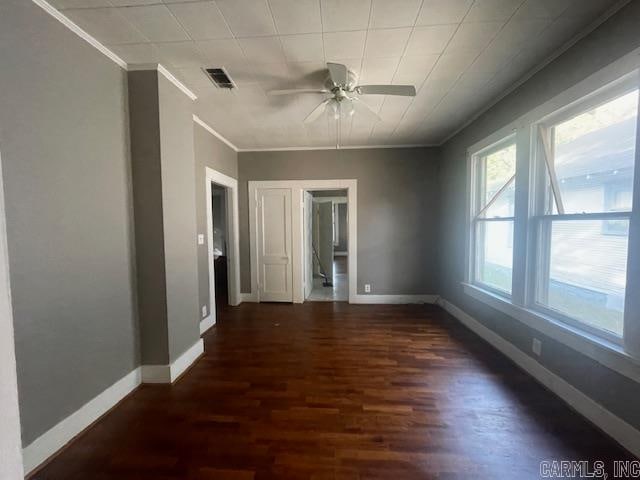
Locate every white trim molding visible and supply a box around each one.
[31,0,127,69]
[248,179,357,304]
[200,315,215,335]
[22,368,142,475]
[437,297,640,459]
[240,292,258,303]
[193,115,238,152]
[351,294,438,304]
[238,144,436,153]
[205,166,241,312]
[0,150,24,480]
[128,64,197,101]
[141,339,204,384]
[463,283,640,384]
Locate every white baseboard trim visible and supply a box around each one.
[240,292,258,303]
[22,367,141,475]
[141,339,204,384]
[437,297,640,459]
[200,315,215,335]
[351,294,438,304]
[334,251,348,256]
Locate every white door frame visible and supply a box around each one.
[249,179,357,304]
[203,167,240,333]
[0,150,25,479]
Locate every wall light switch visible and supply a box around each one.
[198,234,205,245]
[364,284,371,293]
[201,305,207,318]
[532,338,542,356]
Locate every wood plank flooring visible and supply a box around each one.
[30,303,634,479]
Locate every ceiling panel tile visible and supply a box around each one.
[445,21,503,55]
[215,0,277,36]
[107,42,159,63]
[155,41,205,67]
[196,38,246,64]
[321,0,372,32]
[513,0,572,19]
[323,31,367,60]
[360,57,400,84]
[109,0,157,5]
[238,36,286,64]
[393,54,439,86]
[268,0,323,34]
[49,0,112,8]
[364,28,411,58]
[416,0,473,25]
[167,1,233,40]
[117,5,190,42]
[280,34,325,63]
[404,24,457,56]
[370,0,422,28]
[464,0,524,22]
[63,7,148,44]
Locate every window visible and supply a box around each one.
[466,69,640,348]
[533,88,638,337]
[470,138,516,295]
[332,202,339,246]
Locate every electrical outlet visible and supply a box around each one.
[201,305,207,318]
[532,338,542,356]
[364,284,371,293]
[197,234,205,245]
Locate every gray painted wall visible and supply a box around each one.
[336,203,348,253]
[193,123,237,317]
[437,1,640,431]
[0,0,138,445]
[238,148,439,295]
[157,75,200,362]
[128,71,169,365]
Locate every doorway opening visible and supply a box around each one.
[304,189,348,302]
[203,167,240,335]
[211,184,229,317]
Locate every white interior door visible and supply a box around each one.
[304,192,313,299]
[257,188,293,302]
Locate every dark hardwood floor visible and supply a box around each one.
[31,303,634,479]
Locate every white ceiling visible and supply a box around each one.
[49,0,622,150]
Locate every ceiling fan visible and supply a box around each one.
[268,62,417,124]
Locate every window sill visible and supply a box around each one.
[461,282,640,384]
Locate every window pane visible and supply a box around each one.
[551,89,638,214]
[479,143,516,217]
[537,219,628,336]
[476,220,513,293]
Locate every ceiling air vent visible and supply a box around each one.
[203,67,236,89]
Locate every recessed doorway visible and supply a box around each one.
[305,190,348,302]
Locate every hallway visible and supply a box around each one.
[308,257,348,302]
[30,303,631,479]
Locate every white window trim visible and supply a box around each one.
[468,134,517,297]
[464,47,640,379]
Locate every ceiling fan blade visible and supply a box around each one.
[351,97,382,122]
[267,88,330,96]
[357,84,416,96]
[304,99,332,123]
[327,62,348,86]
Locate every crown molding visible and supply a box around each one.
[31,0,127,69]
[192,115,238,152]
[237,143,437,153]
[128,63,197,101]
